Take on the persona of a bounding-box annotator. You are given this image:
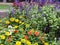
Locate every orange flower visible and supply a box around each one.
[27,31,32,35]
[24,35,28,40]
[34,31,40,36]
[7,35,12,43]
[14,30,18,33]
[40,36,44,43]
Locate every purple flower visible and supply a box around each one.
[19,2,23,12]
[42,13,45,17]
[58,38,60,40]
[32,0,37,2]
[25,0,30,3]
[26,3,33,16]
[42,13,45,20]
[54,5,60,10]
[38,5,41,12]
[44,27,46,31]
[38,3,41,12]
[15,0,19,3]
[11,8,15,16]
[56,2,60,4]
[50,0,54,4]
[25,0,27,2]
[38,0,45,6]
[37,0,40,3]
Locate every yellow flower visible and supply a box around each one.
[15,19,19,23]
[44,33,48,36]
[34,43,38,45]
[14,26,18,29]
[52,43,54,45]
[25,24,29,28]
[21,38,26,43]
[10,18,14,22]
[0,35,5,39]
[5,32,10,36]
[21,22,24,25]
[6,21,10,25]
[42,41,45,43]
[0,20,2,23]
[20,28,24,32]
[19,21,22,24]
[16,41,21,45]
[26,40,31,45]
[19,16,23,18]
[44,42,49,45]
[0,44,4,45]
[31,28,34,33]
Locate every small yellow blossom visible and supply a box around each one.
[21,22,24,25]
[6,21,10,25]
[25,24,29,28]
[19,16,23,18]
[10,18,14,22]
[42,41,45,43]
[5,32,10,36]
[0,35,5,39]
[19,21,22,24]
[34,43,38,45]
[21,38,26,43]
[44,33,48,36]
[16,41,21,45]
[52,43,54,45]
[26,40,31,45]
[31,28,34,33]
[0,20,2,23]
[15,19,19,23]
[44,42,49,45]
[14,26,18,29]
[20,28,24,32]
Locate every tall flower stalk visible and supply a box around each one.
[19,2,23,12]
[15,0,19,3]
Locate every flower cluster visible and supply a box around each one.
[0,1,60,45]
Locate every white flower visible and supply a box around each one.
[9,29,13,35]
[8,25,12,28]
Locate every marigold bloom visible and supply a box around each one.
[31,28,34,33]
[24,35,28,40]
[34,43,38,45]
[19,16,23,18]
[15,19,19,23]
[34,31,40,36]
[19,21,22,24]
[0,35,5,39]
[6,21,10,25]
[16,41,21,45]
[26,40,31,45]
[14,30,18,33]
[7,36,12,43]
[20,28,24,32]
[5,32,10,36]
[10,18,15,22]
[27,31,32,35]
[21,22,24,25]
[0,20,2,23]
[14,26,18,29]
[21,38,26,43]
[44,42,49,45]
[25,24,29,28]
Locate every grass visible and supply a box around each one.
[0,4,8,9]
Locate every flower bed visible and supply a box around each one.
[0,2,60,45]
